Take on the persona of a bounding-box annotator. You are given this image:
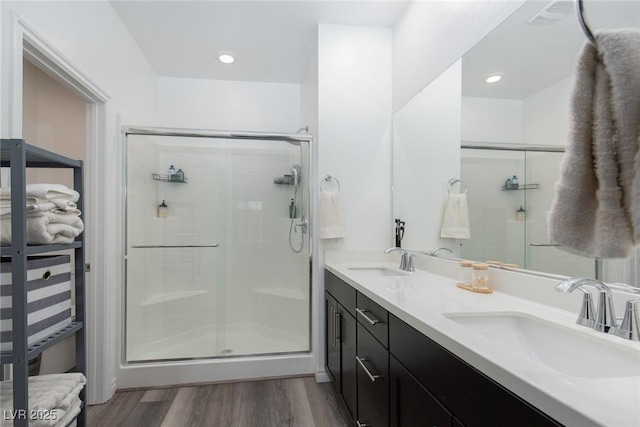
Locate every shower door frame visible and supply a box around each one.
[121,125,313,365]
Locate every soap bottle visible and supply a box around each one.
[168,165,176,180]
[158,200,168,218]
[516,205,526,222]
[511,175,519,189]
[175,168,185,182]
[505,177,512,190]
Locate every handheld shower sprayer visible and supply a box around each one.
[290,164,301,186]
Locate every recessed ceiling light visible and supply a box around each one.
[218,52,235,64]
[485,74,503,83]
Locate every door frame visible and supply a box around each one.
[2,11,113,404]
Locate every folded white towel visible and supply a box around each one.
[0,184,79,203]
[51,398,82,427]
[319,191,345,239]
[548,30,640,258]
[440,192,471,239]
[0,373,86,427]
[1,200,80,217]
[1,211,84,244]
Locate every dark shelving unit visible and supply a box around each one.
[0,139,86,427]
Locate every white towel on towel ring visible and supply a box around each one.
[440,192,471,239]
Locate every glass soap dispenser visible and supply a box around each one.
[516,206,526,222]
[158,200,168,218]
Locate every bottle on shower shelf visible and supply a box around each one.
[157,200,168,218]
[511,175,519,189]
[175,168,185,182]
[168,165,176,180]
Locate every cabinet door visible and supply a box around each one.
[340,305,358,420]
[390,356,451,427]
[325,292,340,389]
[357,323,389,427]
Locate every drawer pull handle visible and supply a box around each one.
[356,308,380,326]
[357,422,371,427]
[42,270,52,281]
[356,356,382,382]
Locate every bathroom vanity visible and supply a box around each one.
[324,253,640,427]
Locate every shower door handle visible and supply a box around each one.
[131,244,220,248]
[529,243,562,247]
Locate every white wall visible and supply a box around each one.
[393,60,462,252]
[1,0,158,404]
[317,23,393,251]
[462,96,523,143]
[157,77,300,132]
[392,0,525,112]
[523,75,573,146]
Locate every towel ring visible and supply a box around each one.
[448,178,466,194]
[320,175,341,192]
[576,0,596,46]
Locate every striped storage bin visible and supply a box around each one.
[0,255,72,352]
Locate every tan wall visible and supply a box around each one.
[22,59,86,375]
[22,59,86,186]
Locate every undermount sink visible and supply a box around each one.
[347,267,409,277]
[444,312,640,379]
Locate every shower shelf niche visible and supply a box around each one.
[142,290,208,307]
[152,173,188,183]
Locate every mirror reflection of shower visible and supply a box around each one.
[288,163,306,253]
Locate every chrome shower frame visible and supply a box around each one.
[121,125,313,365]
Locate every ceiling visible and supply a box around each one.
[109,0,409,84]
[462,0,640,99]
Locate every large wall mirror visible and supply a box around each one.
[393,0,640,283]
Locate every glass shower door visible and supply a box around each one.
[124,132,310,363]
[524,151,596,277]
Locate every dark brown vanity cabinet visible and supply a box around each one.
[325,269,564,427]
[389,355,452,427]
[325,271,357,419]
[389,314,563,427]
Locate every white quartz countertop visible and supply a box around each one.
[325,259,640,427]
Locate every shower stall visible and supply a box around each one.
[122,127,311,370]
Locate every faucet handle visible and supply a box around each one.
[576,288,596,328]
[613,298,640,341]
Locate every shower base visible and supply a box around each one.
[127,322,308,362]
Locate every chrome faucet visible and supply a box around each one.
[385,247,410,271]
[556,278,617,333]
[429,247,453,257]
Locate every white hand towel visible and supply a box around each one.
[1,211,84,244]
[319,191,345,239]
[440,192,470,239]
[548,30,640,258]
[0,184,79,203]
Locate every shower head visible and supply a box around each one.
[291,164,302,186]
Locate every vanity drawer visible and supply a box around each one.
[357,323,389,427]
[389,314,562,427]
[356,291,389,348]
[325,270,356,314]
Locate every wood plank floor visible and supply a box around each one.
[88,376,349,427]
